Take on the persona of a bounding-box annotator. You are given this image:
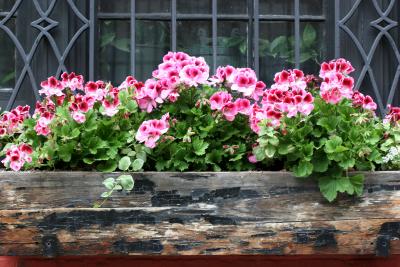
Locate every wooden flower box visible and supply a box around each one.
[1,171,399,258]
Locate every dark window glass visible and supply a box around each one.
[259,21,294,84]
[136,0,170,13]
[300,0,324,15]
[177,21,212,65]
[177,0,211,14]
[98,20,130,84]
[0,0,15,12]
[99,0,129,13]
[217,21,248,67]
[217,0,248,14]
[259,0,294,15]
[136,20,170,81]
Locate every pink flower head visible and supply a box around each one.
[249,104,282,133]
[235,98,251,115]
[0,105,30,135]
[118,76,139,89]
[101,87,120,116]
[351,91,377,111]
[319,72,354,104]
[72,111,86,124]
[39,76,64,97]
[2,143,33,171]
[85,81,105,101]
[262,87,314,118]
[135,79,159,113]
[228,68,258,98]
[271,69,307,91]
[384,105,400,124]
[209,65,236,85]
[209,91,232,111]
[221,102,238,121]
[135,113,170,148]
[179,64,209,87]
[320,58,355,79]
[61,72,84,91]
[320,87,342,104]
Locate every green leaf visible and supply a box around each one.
[317,117,339,132]
[338,156,355,169]
[278,143,294,155]
[253,146,266,161]
[131,158,144,171]
[83,158,95,164]
[58,142,76,162]
[265,145,276,158]
[117,174,134,191]
[97,160,118,172]
[312,153,329,172]
[126,99,138,112]
[349,174,364,196]
[71,128,80,138]
[102,177,115,190]
[318,177,338,202]
[193,138,209,156]
[324,136,343,154]
[292,160,313,177]
[101,191,111,198]
[118,156,131,171]
[113,38,130,52]
[100,32,115,47]
[302,24,316,47]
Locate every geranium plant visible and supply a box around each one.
[1,52,400,202]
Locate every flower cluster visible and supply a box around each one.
[33,100,56,136]
[210,68,313,133]
[384,105,400,124]
[209,91,250,121]
[351,91,377,111]
[135,113,170,148]
[1,143,33,171]
[0,105,30,136]
[319,58,356,104]
[211,66,266,100]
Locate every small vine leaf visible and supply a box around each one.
[102,177,115,190]
[118,174,135,191]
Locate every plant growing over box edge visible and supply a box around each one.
[1,52,400,202]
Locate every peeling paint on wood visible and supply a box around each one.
[1,171,400,256]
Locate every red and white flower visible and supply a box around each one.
[135,113,170,148]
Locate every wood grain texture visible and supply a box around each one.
[1,171,400,257]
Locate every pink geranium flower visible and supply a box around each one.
[209,91,232,111]
[2,143,33,171]
[135,113,170,148]
[39,76,64,97]
[61,72,84,91]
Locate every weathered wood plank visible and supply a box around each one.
[1,171,400,256]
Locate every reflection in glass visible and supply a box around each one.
[0,19,15,89]
[98,20,130,84]
[177,21,212,65]
[259,22,294,85]
[178,0,211,14]
[217,0,248,14]
[217,21,248,67]
[300,22,325,75]
[136,20,170,81]
[300,0,324,15]
[136,0,170,13]
[98,0,130,13]
[0,0,15,12]
[259,0,294,15]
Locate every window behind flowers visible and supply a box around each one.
[0,0,399,116]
